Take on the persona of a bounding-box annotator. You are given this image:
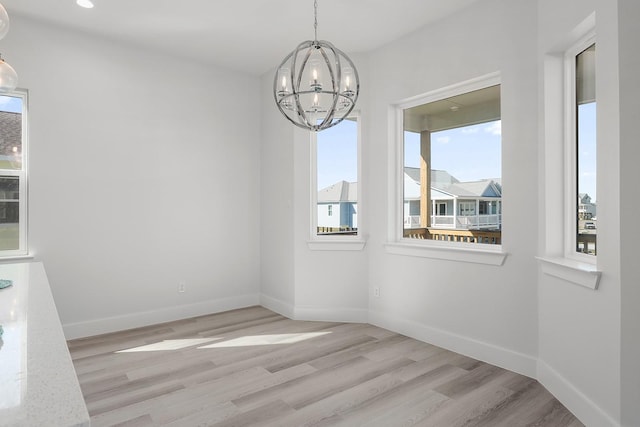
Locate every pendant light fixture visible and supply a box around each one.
[273,0,359,132]
[0,2,17,93]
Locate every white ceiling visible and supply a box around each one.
[1,0,480,75]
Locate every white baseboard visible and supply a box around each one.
[259,294,367,323]
[294,306,368,323]
[259,294,295,318]
[537,359,619,427]
[63,294,260,340]
[368,309,537,379]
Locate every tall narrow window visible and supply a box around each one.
[0,91,27,255]
[575,44,596,256]
[314,116,359,236]
[402,84,501,245]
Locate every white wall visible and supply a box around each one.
[366,0,539,374]
[259,70,296,316]
[536,1,622,425]
[618,1,640,425]
[3,16,262,338]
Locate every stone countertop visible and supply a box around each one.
[0,262,90,427]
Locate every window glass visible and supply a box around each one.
[402,85,501,245]
[316,117,358,236]
[576,44,596,255]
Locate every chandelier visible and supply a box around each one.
[273,0,359,132]
[0,2,17,93]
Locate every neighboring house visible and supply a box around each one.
[404,167,502,230]
[317,180,358,228]
[578,193,597,219]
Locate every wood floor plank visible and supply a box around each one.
[69,306,584,426]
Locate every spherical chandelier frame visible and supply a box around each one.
[273,1,360,132]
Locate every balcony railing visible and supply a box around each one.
[317,226,357,236]
[404,227,501,245]
[404,214,501,230]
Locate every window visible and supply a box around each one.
[574,43,596,256]
[401,81,501,246]
[313,116,359,237]
[0,91,27,255]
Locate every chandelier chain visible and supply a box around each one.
[313,0,318,41]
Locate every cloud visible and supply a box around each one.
[484,121,501,136]
[461,127,479,134]
[436,136,451,145]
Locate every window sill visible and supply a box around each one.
[536,256,601,290]
[0,253,34,263]
[307,239,367,251]
[385,242,507,266]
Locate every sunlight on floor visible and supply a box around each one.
[116,338,222,353]
[198,332,332,349]
[115,332,332,353]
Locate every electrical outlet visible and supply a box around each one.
[373,287,380,297]
[178,281,186,293]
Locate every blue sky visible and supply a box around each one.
[0,95,22,113]
[578,102,597,202]
[404,120,502,182]
[317,119,358,190]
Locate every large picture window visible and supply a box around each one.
[401,83,502,246]
[0,91,28,255]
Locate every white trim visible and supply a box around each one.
[388,73,505,257]
[385,242,506,266]
[0,253,34,262]
[537,359,619,427]
[259,293,295,319]
[63,293,260,339]
[536,256,601,289]
[307,239,366,251]
[294,305,368,323]
[369,309,537,379]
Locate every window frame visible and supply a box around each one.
[309,112,365,251]
[564,33,596,264]
[0,89,28,257]
[386,72,506,265]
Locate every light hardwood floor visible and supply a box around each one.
[68,306,584,427]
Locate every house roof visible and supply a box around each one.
[442,180,501,198]
[404,167,459,186]
[318,181,357,203]
[404,167,501,200]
